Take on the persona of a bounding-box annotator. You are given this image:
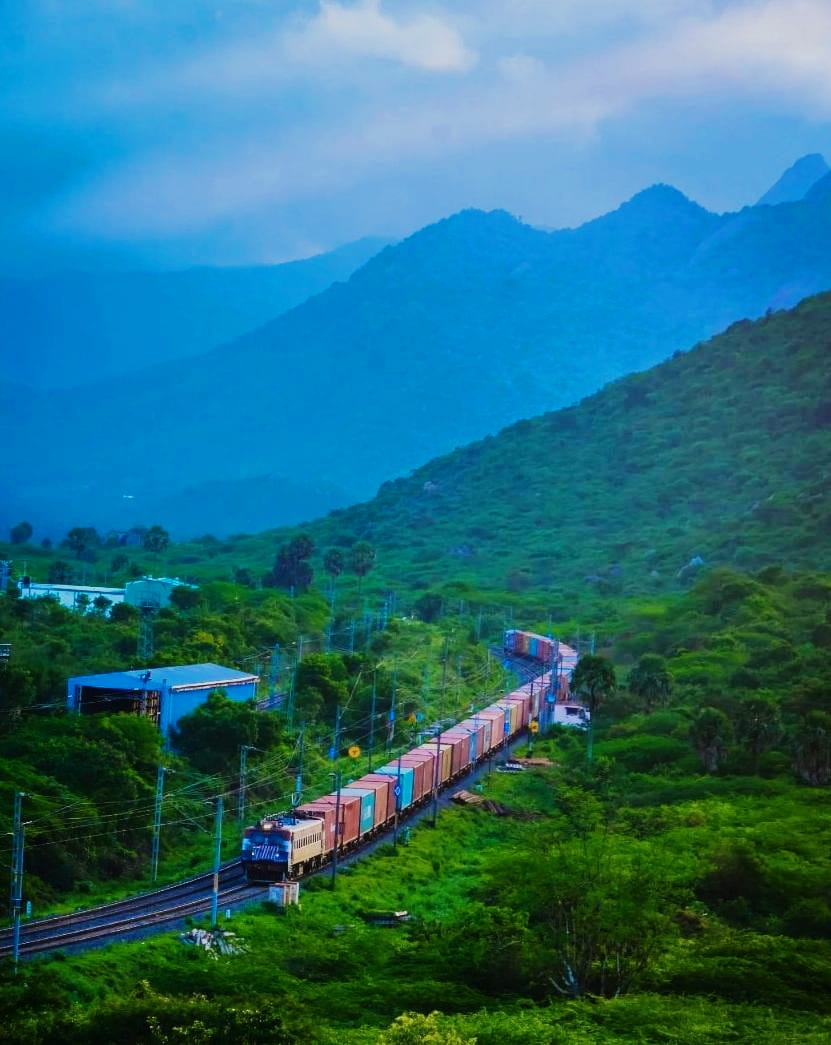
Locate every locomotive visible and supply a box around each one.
[241,630,580,884]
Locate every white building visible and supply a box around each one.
[17,580,125,613]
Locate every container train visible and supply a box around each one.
[241,630,581,884]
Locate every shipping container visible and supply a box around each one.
[438,731,467,776]
[375,764,415,811]
[478,707,506,748]
[528,636,539,658]
[304,793,361,848]
[459,717,489,760]
[294,802,337,855]
[349,776,392,828]
[413,742,452,785]
[339,787,375,837]
[441,729,474,772]
[400,752,432,802]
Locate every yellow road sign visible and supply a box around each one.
[529,720,539,734]
[348,745,361,759]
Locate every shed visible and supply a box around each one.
[66,662,259,735]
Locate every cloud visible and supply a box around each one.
[291,0,476,73]
[33,1,831,248]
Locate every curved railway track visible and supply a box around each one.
[0,861,266,958]
[3,661,550,960]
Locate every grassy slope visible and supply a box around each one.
[232,290,831,598]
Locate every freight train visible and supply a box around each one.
[241,630,579,884]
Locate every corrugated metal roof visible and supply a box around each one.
[68,662,258,691]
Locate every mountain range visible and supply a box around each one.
[1,237,388,388]
[3,156,830,539]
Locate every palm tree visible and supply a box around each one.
[735,692,780,773]
[689,707,733,774]
[571,654,616,761]
[628,654,672,712]
[793,711,831,786]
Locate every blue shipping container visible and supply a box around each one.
[529,637,539,657]
[340,787,376,836]
[375,765,415,810]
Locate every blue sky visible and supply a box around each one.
[3,0,831,272]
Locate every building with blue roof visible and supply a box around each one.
[66,663,259,735]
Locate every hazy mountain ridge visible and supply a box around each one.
[5,170,831,539]
[0,236,389,388]
[756,153,829,206]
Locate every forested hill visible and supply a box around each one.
[6,172,831,539]
[288,292,831,595]
[0,236,388,388]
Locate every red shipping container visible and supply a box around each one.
[294,802,337,855]
[504,694,530,728]
[348,776,390,829]
[438,731,466,776]
[413,743,451,785]
[304,793,361,848]
[360,773,396,822]
[478,707,506,748]
[441,730,473,772]
[409,747,437,794]
[399,753,431,801]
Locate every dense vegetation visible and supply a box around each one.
[0,560,828,1040]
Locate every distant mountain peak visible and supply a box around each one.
[617,183,711,219]
[757,153,830,206]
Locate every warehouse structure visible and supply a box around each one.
[66,663,259,736]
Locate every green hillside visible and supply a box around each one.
[273,291,831,597]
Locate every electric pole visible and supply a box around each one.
[10,791,25,973]
[210,796,223,929]
[238,745,258,822]
[368,673,377,772]
[151,765,171,882]
[292,726,305,811]
[330,768,342,889]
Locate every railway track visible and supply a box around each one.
[0,861,266,959]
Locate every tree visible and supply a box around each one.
[266,535,315,592]
[142,525,170,555]
[735,691,780,772]
[349,541,376,592]
[377,1012,475,1045]
[571,655,616,716]
[9,521,32,544]
[171,691,281,774]
[793,711,831,785]
[689,706,733,773]
[47,560,73,584]
[323,548,345,580]
[63,526,101,560]
[628,653,672,712]
[111,553,129,573]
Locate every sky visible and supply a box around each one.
[3,0,831,273]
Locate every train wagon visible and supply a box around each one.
[374,764,415,812]
[348,775,393,828]
[413,742,452,787]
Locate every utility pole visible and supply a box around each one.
[292,726,305,811]
[386,669,397,754]
[393,750,403,847]
[151,765,170,883]
[10,791,25,973]
[238,745,258,822]
[210,797,223,929]
[368,673,377,772]
[268,643,281,703]
[330,769,342,889]
[330,704,341,761]
[348,619,356,653]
